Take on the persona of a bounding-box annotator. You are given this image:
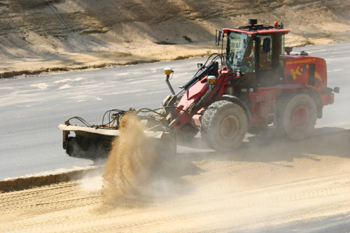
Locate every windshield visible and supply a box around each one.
[226,32,254,72]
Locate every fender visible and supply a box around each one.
[306,87,323,118]
[221,94,252,121]
[259,84,324,119]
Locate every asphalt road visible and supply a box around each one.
[0,43,349,180]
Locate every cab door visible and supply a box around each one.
[256,33,285,87]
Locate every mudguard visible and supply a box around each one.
[221,94,252,121]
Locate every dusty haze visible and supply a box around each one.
[1,130,350,232]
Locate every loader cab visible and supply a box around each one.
[222,20,289,94]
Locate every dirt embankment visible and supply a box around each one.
[0,0,350,77]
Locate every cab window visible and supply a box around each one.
[259,36,272,70]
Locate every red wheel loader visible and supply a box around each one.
[58,19,339,159]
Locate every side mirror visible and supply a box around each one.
[262,37,271,53]
[216,29,224,46]
[285,46,293,55]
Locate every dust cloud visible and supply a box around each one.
[101,113,158,205]
[78,169,104,192]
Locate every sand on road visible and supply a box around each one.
[0,129,349,232]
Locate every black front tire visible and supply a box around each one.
[200,100,247,152]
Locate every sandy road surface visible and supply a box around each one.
[1,130,349,232]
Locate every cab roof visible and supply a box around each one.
[223,24,290,35]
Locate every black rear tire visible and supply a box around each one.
[277,93,317,140]
[200,100,247,152]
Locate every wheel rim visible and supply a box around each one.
[292,105,310,129]
[220,115,239,140]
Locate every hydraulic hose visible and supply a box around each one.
[176,54,223,97]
